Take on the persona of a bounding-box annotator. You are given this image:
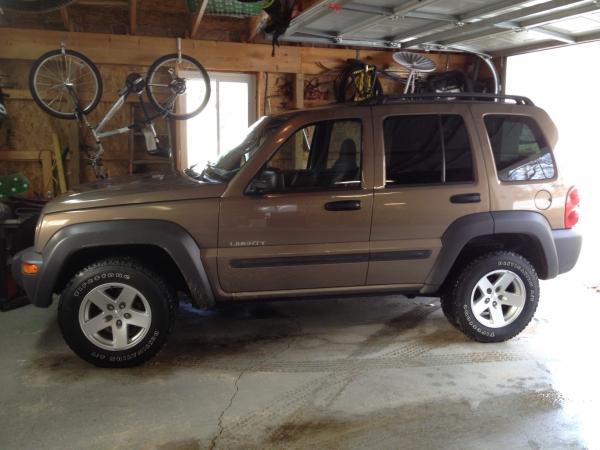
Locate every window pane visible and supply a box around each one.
[384,115,473,186]
[264,120,362,192]
[186,79,218,168]
[442,116,475,183]
[384,115,441,185]
[218,81,249,154]
[485,115,556,181]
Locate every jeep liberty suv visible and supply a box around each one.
[13,93,582,367]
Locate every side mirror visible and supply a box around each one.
[246,170,279,195]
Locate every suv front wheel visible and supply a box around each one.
[58,258,176,367]
[449,251,539,342]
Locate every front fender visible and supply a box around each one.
[18,220,215,308]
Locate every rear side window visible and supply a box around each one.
[484,115,556,182]
[383,115,474,186]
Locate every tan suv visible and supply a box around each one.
[12,93,582,367]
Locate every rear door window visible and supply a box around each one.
[484,115,556,182]
[383,114,474,186]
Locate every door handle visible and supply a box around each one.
[324,200,361,211]
[450,193,481,204]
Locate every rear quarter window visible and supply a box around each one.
[484,115,556,182]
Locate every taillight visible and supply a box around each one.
[565,186,580,229]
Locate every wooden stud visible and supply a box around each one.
[256,71,266,118]
[51,134,68,194]
[190,0,209,39]
[66,120,80,188]
[246,14,263,43]
[129,0,137,35]
[60,7,73,32]
[293,73,304,109]
[40,151,54,198]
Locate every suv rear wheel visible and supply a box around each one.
[448,251,539,342]
[58,258,176,367]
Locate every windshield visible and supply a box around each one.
[185,116,285,183]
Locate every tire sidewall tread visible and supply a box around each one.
[58,258,176,368]
[450,251,539,343]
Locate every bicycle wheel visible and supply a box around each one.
[29,49,103,120]
[146,54,211,121]
[0,0,76,12]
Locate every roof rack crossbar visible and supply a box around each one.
[361,93,534,106]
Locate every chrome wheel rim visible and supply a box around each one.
[147,56,209,117]
[78,283,152,351]
[470,270,526,329]
[33,53,100,116]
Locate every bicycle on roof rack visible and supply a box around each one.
[29,42,211,179]
[335,49,500,103]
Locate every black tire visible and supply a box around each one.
[58,258,176,368]
[450,251,539,343]
[29,49,103,120]
[440,295,459,329]
[146,53,211,121]
[0,0,75,12]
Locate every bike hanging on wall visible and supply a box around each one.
[28,41,211,179]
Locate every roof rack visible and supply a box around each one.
[362,93,535,106]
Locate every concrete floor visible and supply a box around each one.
[1,273,599,450]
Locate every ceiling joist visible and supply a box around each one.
[59,6,72,32]
[190,0,209,39]
[129,0,137,35]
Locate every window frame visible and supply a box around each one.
[382,113,477,189]
[483,113,558,185]
[245,118,364,195]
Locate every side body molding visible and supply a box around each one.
[421,211,559,294]
[38,220,215,308]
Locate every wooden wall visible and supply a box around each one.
[0,27,476,197]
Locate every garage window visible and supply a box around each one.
[185,72,256,168]
[383,115,474,186]
[484,115,556,182]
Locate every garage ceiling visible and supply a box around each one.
[283,0,600,56]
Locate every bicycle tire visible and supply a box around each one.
[146,53,211,121]
[0,0,76,12]
[29,49,103,120]
[335,61,383,103]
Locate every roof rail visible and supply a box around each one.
[362,93,535,106]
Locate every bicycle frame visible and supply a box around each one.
[65,78,168,177]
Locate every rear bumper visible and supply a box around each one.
[552,228,582,275]
[11,247,46,307]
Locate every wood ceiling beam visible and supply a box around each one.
[77,0,128,6]
[190,0,209,39]
[129,0,137,35]
[0,26,303,73]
